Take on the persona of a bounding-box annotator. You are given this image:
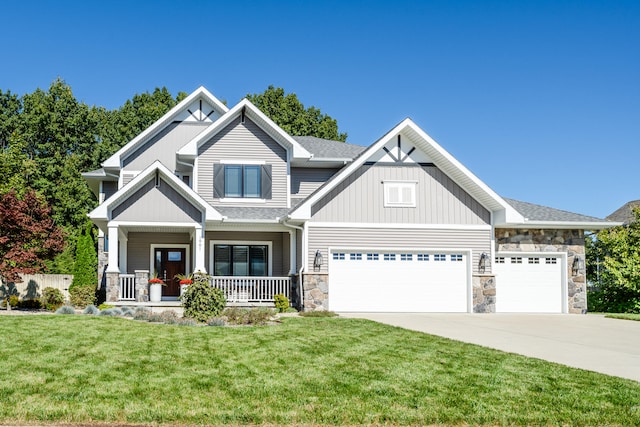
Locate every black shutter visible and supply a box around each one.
[213,164,225,198]
[261,164,272,199]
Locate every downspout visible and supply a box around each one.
[281,217,306,310]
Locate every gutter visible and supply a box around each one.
[281,216,306,311]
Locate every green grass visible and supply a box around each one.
[606,313,640,321]
[1,316,640,426]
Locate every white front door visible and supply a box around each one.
[328,250,469,312]
[493,253,565,313]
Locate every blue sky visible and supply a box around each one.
[1,1,638,219]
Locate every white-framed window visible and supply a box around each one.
[383,253,396,261]
[545,257,557,264]
[350,253,362,260]
[528,257,540,264]
[383,181,416,207]
[333,253,345,260]
[451,254,463,262]
[511,257,523,264]
[367,253,379,261]
[417,253,429,261]
[210,241,272,276]
[495,257,505,264]
[434,254,446,261]
[400,253,413,261]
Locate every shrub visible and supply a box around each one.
[71,223,97,289]
[41,287,65,311]
[98,303,115,310]
[83,305,100,315]
[588,285,640,313]
[147,313,166,323]
[69,285,96,308]
[274,293,290,313]
[181,272,226,322]
[133,307,151,321]
[207,317,226,327]
[18,299,42,309]
[1,295,20,308]
[177,318,197,326]
[159,310,178,323]
[222,307,275,325]
[120,306,135,317]
[55,305,76,315]
[99,308,122,316]
[299,310,338,318]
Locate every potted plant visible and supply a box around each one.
[149,272,165,303]
[175,273,193,297]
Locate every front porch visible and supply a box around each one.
[108,270,294,306]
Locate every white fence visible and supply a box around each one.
[118,274,136,301]
[0,274,74,300]
[210,276,291,303]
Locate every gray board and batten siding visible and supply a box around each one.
[111,177,203,223]
[307,226,492,275]
[123,122,210,172]
[197,117,288,208]
[310,164,491,225]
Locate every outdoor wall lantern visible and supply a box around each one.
[572,256,584,275]
[313,250,323,271]
[479,252,488,274]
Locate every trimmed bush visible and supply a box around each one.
[99,308,122,316]
[41,287,65,311]
[181,272,226,322]
[18,299,42,309]
[133,308,151,321]
[120,306,135,317]
[274,293,290,313]
[177,318,197,326]
[55,305,76,315]
[98,303,115,310]
[1,295,19,308]
[69,285,96,308]
[207,317,226,327]
[222,307,275,325]
[83,305,100,315]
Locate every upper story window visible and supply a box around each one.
[213,163,272,200]
[383,181,416,207]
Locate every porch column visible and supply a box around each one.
[289,230,296,274]
[106,225,120,273]
[193,225,206,273]
[119,229,128,274]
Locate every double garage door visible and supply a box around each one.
[329,249,469,312]
[493,253,565,313]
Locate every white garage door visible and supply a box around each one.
[329,250,469,312]
[493,254,565,313]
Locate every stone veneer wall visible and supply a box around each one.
[105,271,119,302]
[97,235,108,291]
[496,228,586,314]
[473,274,496,313]
[303,273,328,311]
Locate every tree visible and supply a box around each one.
[587,208,640,313]
[0,190,65,303]
[246,86,347,141]
[71,222,97,289]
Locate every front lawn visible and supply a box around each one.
[1,316,639,426]
[606,313,640,321]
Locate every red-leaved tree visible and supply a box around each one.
[0,190,65,288]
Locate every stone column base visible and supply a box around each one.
[473,274,496,313]
[302,273,328,311]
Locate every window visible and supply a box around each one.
[545,257,557,264]
[417,253,429,261]
[350,253,362,260]
[213,244,268,276]
[333,253,345,260]
[495,257,505,264]
[528,257,540,264]
[214,163,271,199]
[400,253,413,261]
[383,181,416,207]
[511,257,523,264]
[383,253,396,261]
[434,254,446,261]
[451,254,463,262]
[367,253,379,261]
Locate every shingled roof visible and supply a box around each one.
[292,136,366,159]
[606,200,640,225]
[503,198,610,224]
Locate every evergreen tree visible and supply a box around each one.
[71,223,98,289]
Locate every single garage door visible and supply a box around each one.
[328,250,469,312]
[493,254,564,313]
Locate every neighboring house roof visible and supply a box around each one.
[605,200,640,225]
[503,198,619,229]
[288,118,524,224]
[292,136,366,160]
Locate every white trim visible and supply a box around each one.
[495,251,568,314]
[149,244,192,279]
[218,198,267,204]
[219,159,266,165]
[307,222,492,230]
[205,222,289,232]
[109,221,200,228]
[498,221,621,230]
[209,240,273,276]
[383,181,417,208]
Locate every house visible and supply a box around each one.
[606,200,640,225]
[83,86,617,314]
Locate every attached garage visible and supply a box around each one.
[493,253,566,313]
[328,249,470,312]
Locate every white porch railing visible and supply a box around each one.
[210,276,291,303]
[118,274,136,301]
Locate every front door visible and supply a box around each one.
[154,248,187,297]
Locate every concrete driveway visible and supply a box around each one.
[340,313,640,382]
